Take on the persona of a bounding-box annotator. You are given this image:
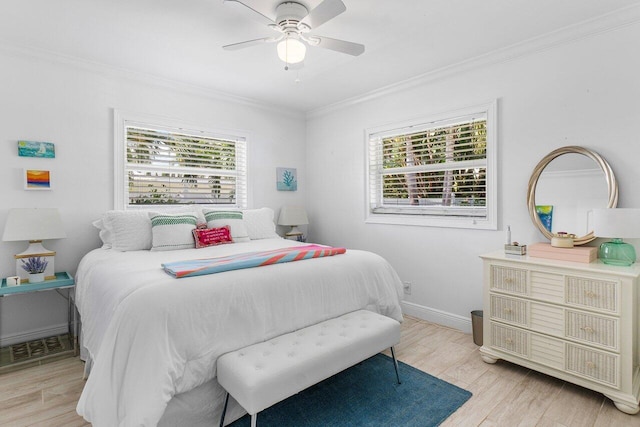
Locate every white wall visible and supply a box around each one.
[0,50,306,345]
[305,22,640,332]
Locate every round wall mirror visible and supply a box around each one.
[527,146,618,245]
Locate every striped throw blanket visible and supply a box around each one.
[162,244,347,278]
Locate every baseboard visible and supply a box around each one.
[401,301,473,334]
[1,305,472,346]
[0,323,69,347]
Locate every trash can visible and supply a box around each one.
[471,310,483,346]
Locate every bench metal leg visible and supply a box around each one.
[390,346,401,384]
[219,391,257,427]
[219,392,230,427]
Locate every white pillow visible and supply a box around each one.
[150,213,198,251]
[242,208,280,240]
[92,218,113,249]
[98,210,153,251]
[203,210,250,242]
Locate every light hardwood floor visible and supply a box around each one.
[2,316,640,426]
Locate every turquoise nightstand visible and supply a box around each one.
[0,272,77,371]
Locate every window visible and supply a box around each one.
[114,111,247,210]
[366,101,497,229]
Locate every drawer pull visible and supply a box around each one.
[585,361,596,369]
[505,338,514,345]
[503,308,514,314]
[580,326,595,334]
[584,290,599,298]
[504,278,514,284]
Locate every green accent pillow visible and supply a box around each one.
[149,213,198,251]
[203,210,250,242]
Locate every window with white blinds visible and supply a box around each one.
[115,112,247,209]
[366,102,497,229]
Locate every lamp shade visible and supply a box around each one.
[592,209,640,238]
[278,205,308,226]
[2,208,67,242]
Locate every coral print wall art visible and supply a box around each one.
[277,167,297,191]
[18,141,55,158]
[24,169,52,190]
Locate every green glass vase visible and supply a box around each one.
[598,238,637,266]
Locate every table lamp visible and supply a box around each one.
[278,205,308,238]
[2,208,67,282]
[592,208,640,266]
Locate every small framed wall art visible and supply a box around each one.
[277,167,297,191]
[536,205,553,232]
[24,169,52,190]
[18,140,55,158]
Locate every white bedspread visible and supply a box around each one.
[75,239,403,427]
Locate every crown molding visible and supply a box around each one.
[2,3,639,121]
[0,41,304,120]
[307,4,640,120]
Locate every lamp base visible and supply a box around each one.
[285,226,303,237]
[599,238,636,266]
[15,240,56,283]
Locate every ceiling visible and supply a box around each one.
[1,0,639,112]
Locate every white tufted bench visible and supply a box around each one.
[217,309,401,427]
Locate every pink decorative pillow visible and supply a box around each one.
[192,226,233,248]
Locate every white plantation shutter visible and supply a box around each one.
[115,112,248,209]
[366,102,497,229]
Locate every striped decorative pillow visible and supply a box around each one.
[149,213,198,251]
[202,210,250,243]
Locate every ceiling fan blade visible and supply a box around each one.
[299,0,346,30]
[223,36,281,51]
[223,0,275,25]
[309,35,365,56]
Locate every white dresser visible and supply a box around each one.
[480,251,640,414]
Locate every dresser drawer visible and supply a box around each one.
[490,266,527,295]
[490,294,528,326]
[490,322,528,357]
[566,343,619,388]
[566,276,619,314]
[566,310,618,351]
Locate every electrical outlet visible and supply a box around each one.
[403,281,412,295]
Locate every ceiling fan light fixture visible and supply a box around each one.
[277,37,306,64]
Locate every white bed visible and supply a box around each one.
[75,236,404,426]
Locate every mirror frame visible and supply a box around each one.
[526,146,618,245]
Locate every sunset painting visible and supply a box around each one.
[25,169,52,190]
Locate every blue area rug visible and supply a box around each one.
[228,353,472,426]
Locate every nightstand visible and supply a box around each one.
[0,272,77,371]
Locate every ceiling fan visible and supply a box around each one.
[223,0,365,69]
